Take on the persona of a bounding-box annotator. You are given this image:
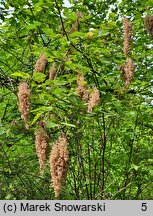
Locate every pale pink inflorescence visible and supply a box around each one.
[17,82,30,127]
[123,17,132,56]
[145,15,153,39]
[34,54,48,73]
[122,57,135,86]
[70,11,83,33]
[76,73,88,102]
[88,87,100,112]
[50,133,69,198]
[35,126,48,174]
[49,62,56,80]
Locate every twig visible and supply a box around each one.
[101,112,107,198]
[1,97,10,122]
[54,0,102,87]
[111,182,132,199]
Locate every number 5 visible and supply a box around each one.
[141,203,147,211]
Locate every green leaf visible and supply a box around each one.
[131,164,139,171]
[52,88,64,95]
[128,111,137,117]
[61,122,76,127]
[65,11,77,21]
[149,170,153,176]
[11,72,30,79]
[47,122,59,128]
[27,21,41,30]
[70,31,85,38]
[31,106,47,113]
[0,128,5,135]
[31,111,44,125]
[33,72,46,82]
[148,159,153,164]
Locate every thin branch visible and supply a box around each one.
[101,112,107,198]
[54,0,102,87]
[111,182,132,199]
[55,0,69,41]
[1,97,10,122]
[27,0,46,46]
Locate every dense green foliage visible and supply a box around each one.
[0,0,153,199]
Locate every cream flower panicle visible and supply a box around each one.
[76,73,88,102]
[17,82,30,128]
[88,87,100,112]
[49,62,56,80]
[123,17,132,56]
[145,15,153,39]
[35,124,48,175]
[121,57,135,86]
[50,133,69,197]
[34,54,48,73]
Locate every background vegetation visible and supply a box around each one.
[0,0,153,199]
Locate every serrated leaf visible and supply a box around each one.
[11,72,30,79]
[52,88,63,95]
[47,122,59,128]
[129,111,136,117]
[31,106,47,113]
[70,31,85,38]
[0,128,5,135]
[149,170,153,176]
[31,111,44,125]
[65,11,77,21]
[148,159,153,164]
[33,72,46,82]
[27,21,41,30]
[132,164,139,171]
[61,122,76,127]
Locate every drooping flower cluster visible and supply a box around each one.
[76,73,88,102]
[34,54,48,73]
[145,15,153,39]
[121,17,135,86]
[49,62,56,80]
[35,124,48,174]
[50,133,69,198]
[17,82,30,128]
[88,87,100,112]
[121,58,135,86]
[123,17,132,56]
[70,11,83,33]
